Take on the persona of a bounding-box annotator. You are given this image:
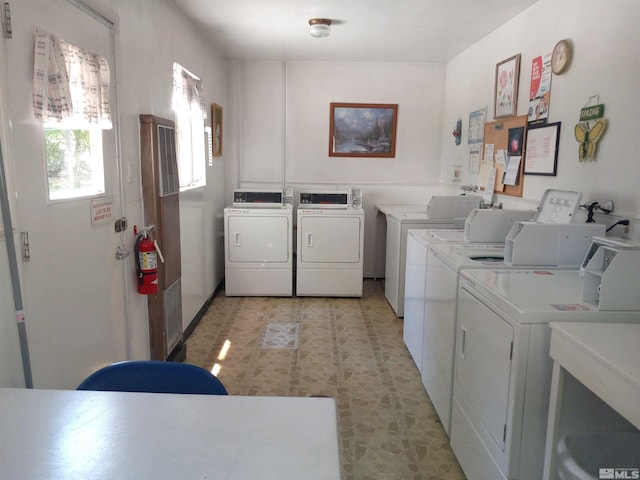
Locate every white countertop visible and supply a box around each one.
[0,388,341,480]
[549,322,640,429]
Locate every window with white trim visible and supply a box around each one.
[172,63,206,191]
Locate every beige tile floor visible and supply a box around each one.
[185,279,466,480]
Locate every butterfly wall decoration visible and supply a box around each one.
[574,118,606,162]
[575,101,607,162]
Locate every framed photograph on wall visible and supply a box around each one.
[524,122,561,176]
[329,102,398,157]
[494,54,521,119]
[212,103,222,157]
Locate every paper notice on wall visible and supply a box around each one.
[91,196,113,227]
[528,53,552,125]
[469,146,481,174]
[495,149,507,165]
[483,143,495,163]
[477,161,491,188]
[502,156,521,185]
[482,166,496,204]
[468,107,487,144]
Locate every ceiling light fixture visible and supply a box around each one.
[308,18,332,38]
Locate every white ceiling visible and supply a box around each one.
[172,0,541,63]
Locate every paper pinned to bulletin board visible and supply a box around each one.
[478,115,528,198]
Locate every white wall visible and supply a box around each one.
[227,60,460,276]
[285,62,446,185]
[441,0,640,236]
[0,14,25,386]
[0,0,228,383]
[109,0,227,345]
[229,61,449,187]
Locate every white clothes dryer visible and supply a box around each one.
[296,191,364,297]
[450,267,640,480]
[224,190,293,296]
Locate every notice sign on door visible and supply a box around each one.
[91,196,113,228]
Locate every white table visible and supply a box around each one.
[0,388,341,480]
[542,322,640,480]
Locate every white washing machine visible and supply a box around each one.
[451,257,640,480]
[379,194,481,317]
[420,191,602,434]
[421,242,507,434]
[296,190,364,297]
[404,208,534,373]
[403,228,465,370]
[224,189,293,296]
[421,221,606,436]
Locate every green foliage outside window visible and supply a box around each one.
[45,128,94,196]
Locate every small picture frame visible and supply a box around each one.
[212,103,222,157]
[524,122,561,176]
[494,54,521,119]
[329,103,398,158]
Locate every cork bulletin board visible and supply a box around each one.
[479,114,528,198]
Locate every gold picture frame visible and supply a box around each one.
[212,103,222,157]
[494,54,521,119]
[329,102,398,158]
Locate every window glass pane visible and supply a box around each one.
[175,108,193,189]
[172,63,206,192]
[189,111,206,187]
[45,126,105,201]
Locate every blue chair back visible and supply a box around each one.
[77,360,228,395]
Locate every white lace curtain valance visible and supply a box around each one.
[33,27,112,129]
[173,63,206,119]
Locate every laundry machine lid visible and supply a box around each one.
[534,189,581,223]
[429,243,505,270]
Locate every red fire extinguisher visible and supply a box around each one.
[134,225,162,295]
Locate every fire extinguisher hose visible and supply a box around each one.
[135,233,144,285]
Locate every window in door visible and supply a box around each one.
[45,126,104,200]
[33,28,112,202]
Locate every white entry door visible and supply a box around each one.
[5,0,127,388]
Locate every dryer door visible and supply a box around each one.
[455,287,513,452]
[298,215,361,264]
[227,215,290,262]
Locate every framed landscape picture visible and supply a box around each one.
[329,103,398,158]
